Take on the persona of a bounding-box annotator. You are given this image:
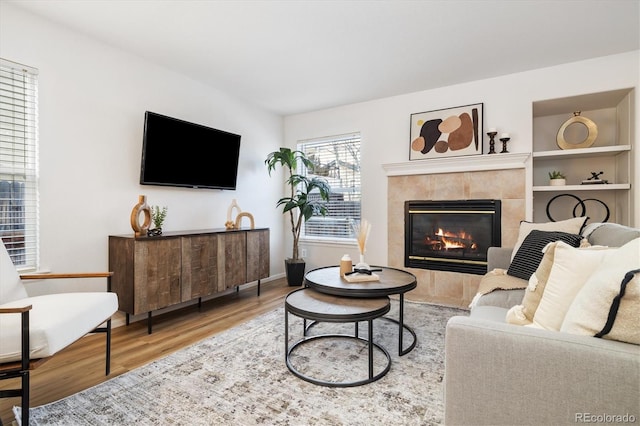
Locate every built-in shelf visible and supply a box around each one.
[533,183,631,192]
[531,88,634,225]
[533,145,631,160]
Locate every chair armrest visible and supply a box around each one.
[486,246,513,271]
[20,272,113,279]
[20,272,114,291]
[0,305,32,314]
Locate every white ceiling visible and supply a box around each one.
[6,0,640,116]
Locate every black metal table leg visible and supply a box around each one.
[397,294,416,356]
[284,308,289,361]
[368,319,373,379]
[378,295,417,356]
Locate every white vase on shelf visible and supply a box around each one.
[549,178,566,186]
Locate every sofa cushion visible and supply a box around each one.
[531,242,612,331]
[469,305,510,322]
[0,292,118,363]
[561,238,640,344]
[510,216,587,262]
[0,242,28,304]
[507,230,583,281]
[585,222,640,247]
[475,289,525,310]
[470,269,527,308]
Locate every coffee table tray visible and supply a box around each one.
[343,273,380,283]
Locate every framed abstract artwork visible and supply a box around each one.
[409,103,483,160]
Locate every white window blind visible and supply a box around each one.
[0,58,39,269]
[298,133,361,239]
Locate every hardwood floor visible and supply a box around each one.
[0,278,292,425]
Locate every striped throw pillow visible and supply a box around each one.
[507,230,583,280]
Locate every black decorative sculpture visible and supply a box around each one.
[582,171,608,185]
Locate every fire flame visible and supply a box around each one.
[435,228,469,249]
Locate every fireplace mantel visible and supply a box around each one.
[382,152,530,176]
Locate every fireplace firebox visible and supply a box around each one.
[404,200,501,275]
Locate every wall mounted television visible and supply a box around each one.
[140,111,241,190]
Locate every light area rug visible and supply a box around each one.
[18,300,467,425]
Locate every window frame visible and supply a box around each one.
[297,132,361,244]
[0,58,39,270]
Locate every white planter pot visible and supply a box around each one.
[549,178,566,186]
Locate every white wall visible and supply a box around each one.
[285,51,640,271]
[0,3,286,294]
[2,2,638,292]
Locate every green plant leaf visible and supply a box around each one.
[265,147,333,260]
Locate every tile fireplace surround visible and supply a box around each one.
[384,153,529,308]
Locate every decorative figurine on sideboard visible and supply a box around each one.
[581,171,608,185]
[225,199,242,229]
[130,194,152,237]
[224,198,255,229]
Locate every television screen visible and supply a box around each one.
[140,111,241,190]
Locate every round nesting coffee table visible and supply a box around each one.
[304,266,417,356]
[284,288,391,387]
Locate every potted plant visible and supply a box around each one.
[548,171,566,186]
[148,205,167,236]
[265,147,331,286]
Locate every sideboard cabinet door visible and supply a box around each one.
[220,232,247,289]
[134,237,182,314]
[181,234,218,301]
[247,229,270,282]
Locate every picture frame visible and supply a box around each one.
[409,103,483,160]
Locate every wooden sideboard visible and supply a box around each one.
[109,228,269,333]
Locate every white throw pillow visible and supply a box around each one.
[531,241,611,331]
[511,216,587,262]
[561,238,640,344]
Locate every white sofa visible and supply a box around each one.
[444,222,640,425]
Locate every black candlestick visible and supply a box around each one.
[500,137,510,153]
[487,131,497,154]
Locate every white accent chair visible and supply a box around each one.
[0,241,118,425]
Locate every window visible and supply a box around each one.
[298,133,361,240]
[0,59,39,269]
